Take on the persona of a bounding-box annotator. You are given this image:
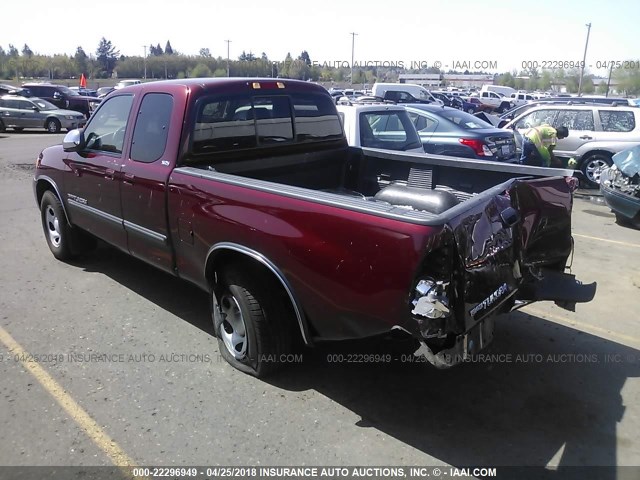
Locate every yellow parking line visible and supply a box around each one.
[523,307,640,348]
[573,233,640,249]
[0,326,137,470]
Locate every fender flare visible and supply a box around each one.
[205,242,312,346]
[34,175,72,226]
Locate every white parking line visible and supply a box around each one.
[573,233,640,249]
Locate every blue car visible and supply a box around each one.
[600,145,640,229]
[404,104,518,162]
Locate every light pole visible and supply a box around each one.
[142,45,147,79]
[350,32,358,87]
[577,22,591,96]
[225,40,232,77]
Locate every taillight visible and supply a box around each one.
[459,138,493,156]
[565,176,579,192]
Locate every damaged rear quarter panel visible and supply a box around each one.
[447,177,573,331]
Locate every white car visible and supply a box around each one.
[336,103,425,152]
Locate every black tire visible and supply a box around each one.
[0,119,5,133]
[46,118,61,133]
[40,191,96,260]
[13,127,24,132]
[580,153,612,188]
[615,212,640,230]
[212,264,294,377]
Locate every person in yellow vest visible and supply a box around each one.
[519,125,569,167]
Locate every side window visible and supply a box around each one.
[408,112,438,133]
[17,100,33,110]
[84,95,133,154]
[555,110,595,131]
[515,109,557,129]
[598,110,636,132]
[130,93,173,163]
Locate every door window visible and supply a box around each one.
[84,95,134,154]
[554,110,595,131]
[130,93,173,163]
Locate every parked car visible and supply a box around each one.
[600,145,640,228]
[336,103,424,152]
[465,96,492,113]
[503,104,640,186]
[0,95,86,133]
[404,104,518,162]
[114,79,142,89]
[97,86,115,99]
[69,86,98,97]
[22,83,101,118]
[430,92,453,107]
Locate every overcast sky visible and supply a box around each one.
[2,0,638,75]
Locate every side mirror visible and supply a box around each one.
[62,129,84,152]
[31,105,39,111]
[53,92,62,100]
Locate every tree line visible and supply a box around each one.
[1,38,639,95]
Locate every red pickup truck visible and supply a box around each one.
[34,78,596,377]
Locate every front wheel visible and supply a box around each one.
[46,118,61,133]
[40,191,74,260]
[0,119,5,133]
[212,264,294,377]
[580,153,612,188]
[40,191,96,260]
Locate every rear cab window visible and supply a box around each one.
[190,91,342,156]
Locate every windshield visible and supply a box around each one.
[32,99,58,111]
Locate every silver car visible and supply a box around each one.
[504,104,640,186]
[0,95,86,133]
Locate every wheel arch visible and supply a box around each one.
[205,242,312,346]
[35,177,71,226]
[577,149,614,166]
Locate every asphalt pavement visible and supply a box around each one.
[0,132,639,474]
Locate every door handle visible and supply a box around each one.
[105,168,116,180]
[579,135,592,140]
[123,172,135,186]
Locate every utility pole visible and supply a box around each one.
[577,22,591,96]
[225,39,232,77]
[143,45,147,80]
[606,62,613,97]
[350,32,358,87]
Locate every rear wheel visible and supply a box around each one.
[580,153,612,188]
[467,108,475,114]
[13,127,24,132]
[212,264,294,377]
[0,119,5,132]
[46,118,61,133]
